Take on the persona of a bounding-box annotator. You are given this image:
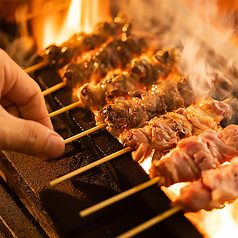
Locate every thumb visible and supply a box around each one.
[0,108,65,158]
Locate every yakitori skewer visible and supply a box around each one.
[116,206,182,238]
[50,98,232,186]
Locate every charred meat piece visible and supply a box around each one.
[150,124,238,187]
[44,16,131,68]
[78,49,177,109]
[173,156,238,212]
[78,73,139,109]
[95,77,195,137]
[119,98,232,162]
[61,37,148,89]
[128,48,177,86]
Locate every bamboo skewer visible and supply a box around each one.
[49,101,83,117]
[116,206,182,238]
[64,124,106,144]
[50,147,133,186]
[79,177,161,217]
[42,81,67,96]
[24,60,49,74]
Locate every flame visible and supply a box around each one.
[213,202,238,238]
[32,0,111,52]
[140,157,152,174]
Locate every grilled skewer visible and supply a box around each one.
[119,97,232,162]
[173,155,238,212]
[50,98,232,186]
[95,76,196,137]
[150,124,238,187]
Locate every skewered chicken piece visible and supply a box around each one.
[59,36,148,90]
[150,124,238,187]
[44,15,131,68]
[119,97,233,162]
[173,156,238,212]
[95,76,195,137]
[78,49,178,109]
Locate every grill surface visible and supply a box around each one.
[0,66,203,238]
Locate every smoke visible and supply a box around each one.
[1,2,38,68]
[178,37,214,100]
[115,0,238,107]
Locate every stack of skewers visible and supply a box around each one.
[25,15,238,237]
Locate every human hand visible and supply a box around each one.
[0,49,65,158]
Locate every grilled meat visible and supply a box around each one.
[95,77,195,137]
[150,124,238,187]
[119,98,232,162]
[44,16,131,68]
[61,37,148,89]
[173,156,238,212]
[78,49,178,109]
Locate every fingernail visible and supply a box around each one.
[44,133,65,158]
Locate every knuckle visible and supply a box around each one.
[21,122,44,154]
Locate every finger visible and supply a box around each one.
[0,49,52,129]
[0,107,65,158]
[4,104,21,118]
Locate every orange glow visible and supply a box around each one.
[31,0,111,52]
[139,157,152,174]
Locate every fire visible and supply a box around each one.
[214,202,238,238]
[31,0,111,52]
